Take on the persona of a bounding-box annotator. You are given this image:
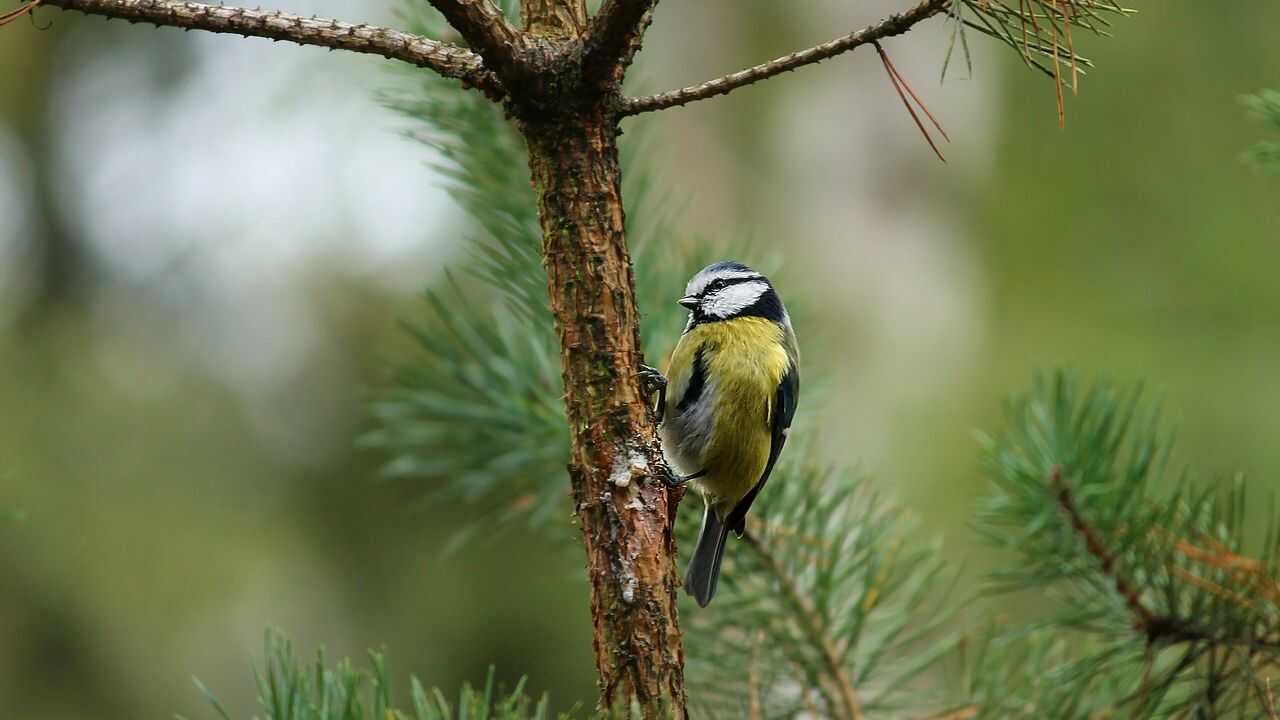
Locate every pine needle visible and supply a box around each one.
[875,41,948,163]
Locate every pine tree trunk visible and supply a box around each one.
[522,103,688,717]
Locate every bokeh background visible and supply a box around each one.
[1,1,1277,717]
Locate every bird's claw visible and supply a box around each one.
[638,364,667,392]
[638,364,668,424]
[665,468,705,488]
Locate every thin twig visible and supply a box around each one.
[619,0,949,116]
[1052,466,1157,628]
[0,0,41,26]
[743,531,866,720]
[31,0,504,99]
[875,41,947,163]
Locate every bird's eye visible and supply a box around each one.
[709,279,727,291]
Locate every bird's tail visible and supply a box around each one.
[684,504,731,607]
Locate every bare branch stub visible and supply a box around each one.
[619,0,949,116]
[582,0,659,90]
[35,0,505,99]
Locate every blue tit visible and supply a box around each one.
[642,261,799,607]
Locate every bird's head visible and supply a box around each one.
[679,261,785,326]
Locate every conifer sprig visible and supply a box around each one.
[682,461,959,719]
[973,372,1280,717]
[948,0,1132,125]
[187,631,566,720]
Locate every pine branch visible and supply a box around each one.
[951,0,1133,121]
[684,462,959,719]
[974,372,1280,717]
[1051,467,1156,630]
[742,530,866,720]
[619,0,950,116]
[582,0,658,90]
[24,0,504,99]
[427,0,526,80]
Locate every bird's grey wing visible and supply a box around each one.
[662,343,713,474]
[726,362,799,536]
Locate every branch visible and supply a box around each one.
[1051,467,1156,629]
[582,0,658,90]
[1053,468,1280,652]
[33,0,504,99]
[427,0,525,79]
[742,530,865,720]
[619,0,949,116]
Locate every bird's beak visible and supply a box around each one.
[678,296,699,310]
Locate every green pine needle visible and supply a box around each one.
[971,371,1280,718]
[682,457,961,719]
[191,631,566,720]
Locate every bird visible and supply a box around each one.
[640,261,799,607]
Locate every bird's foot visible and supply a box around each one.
[638,364,668,424]
[665,468,706,489]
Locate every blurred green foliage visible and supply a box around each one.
[1242,88,1280,175]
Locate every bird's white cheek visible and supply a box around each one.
[704,281,768,318]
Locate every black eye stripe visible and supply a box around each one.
[702,275,763,294]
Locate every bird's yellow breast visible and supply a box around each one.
[662,317,791,512]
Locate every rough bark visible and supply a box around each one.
[519,81,688,720]
[520,0,587,37]
[504,1,688,713]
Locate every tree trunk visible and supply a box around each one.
[522,104,688,717]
